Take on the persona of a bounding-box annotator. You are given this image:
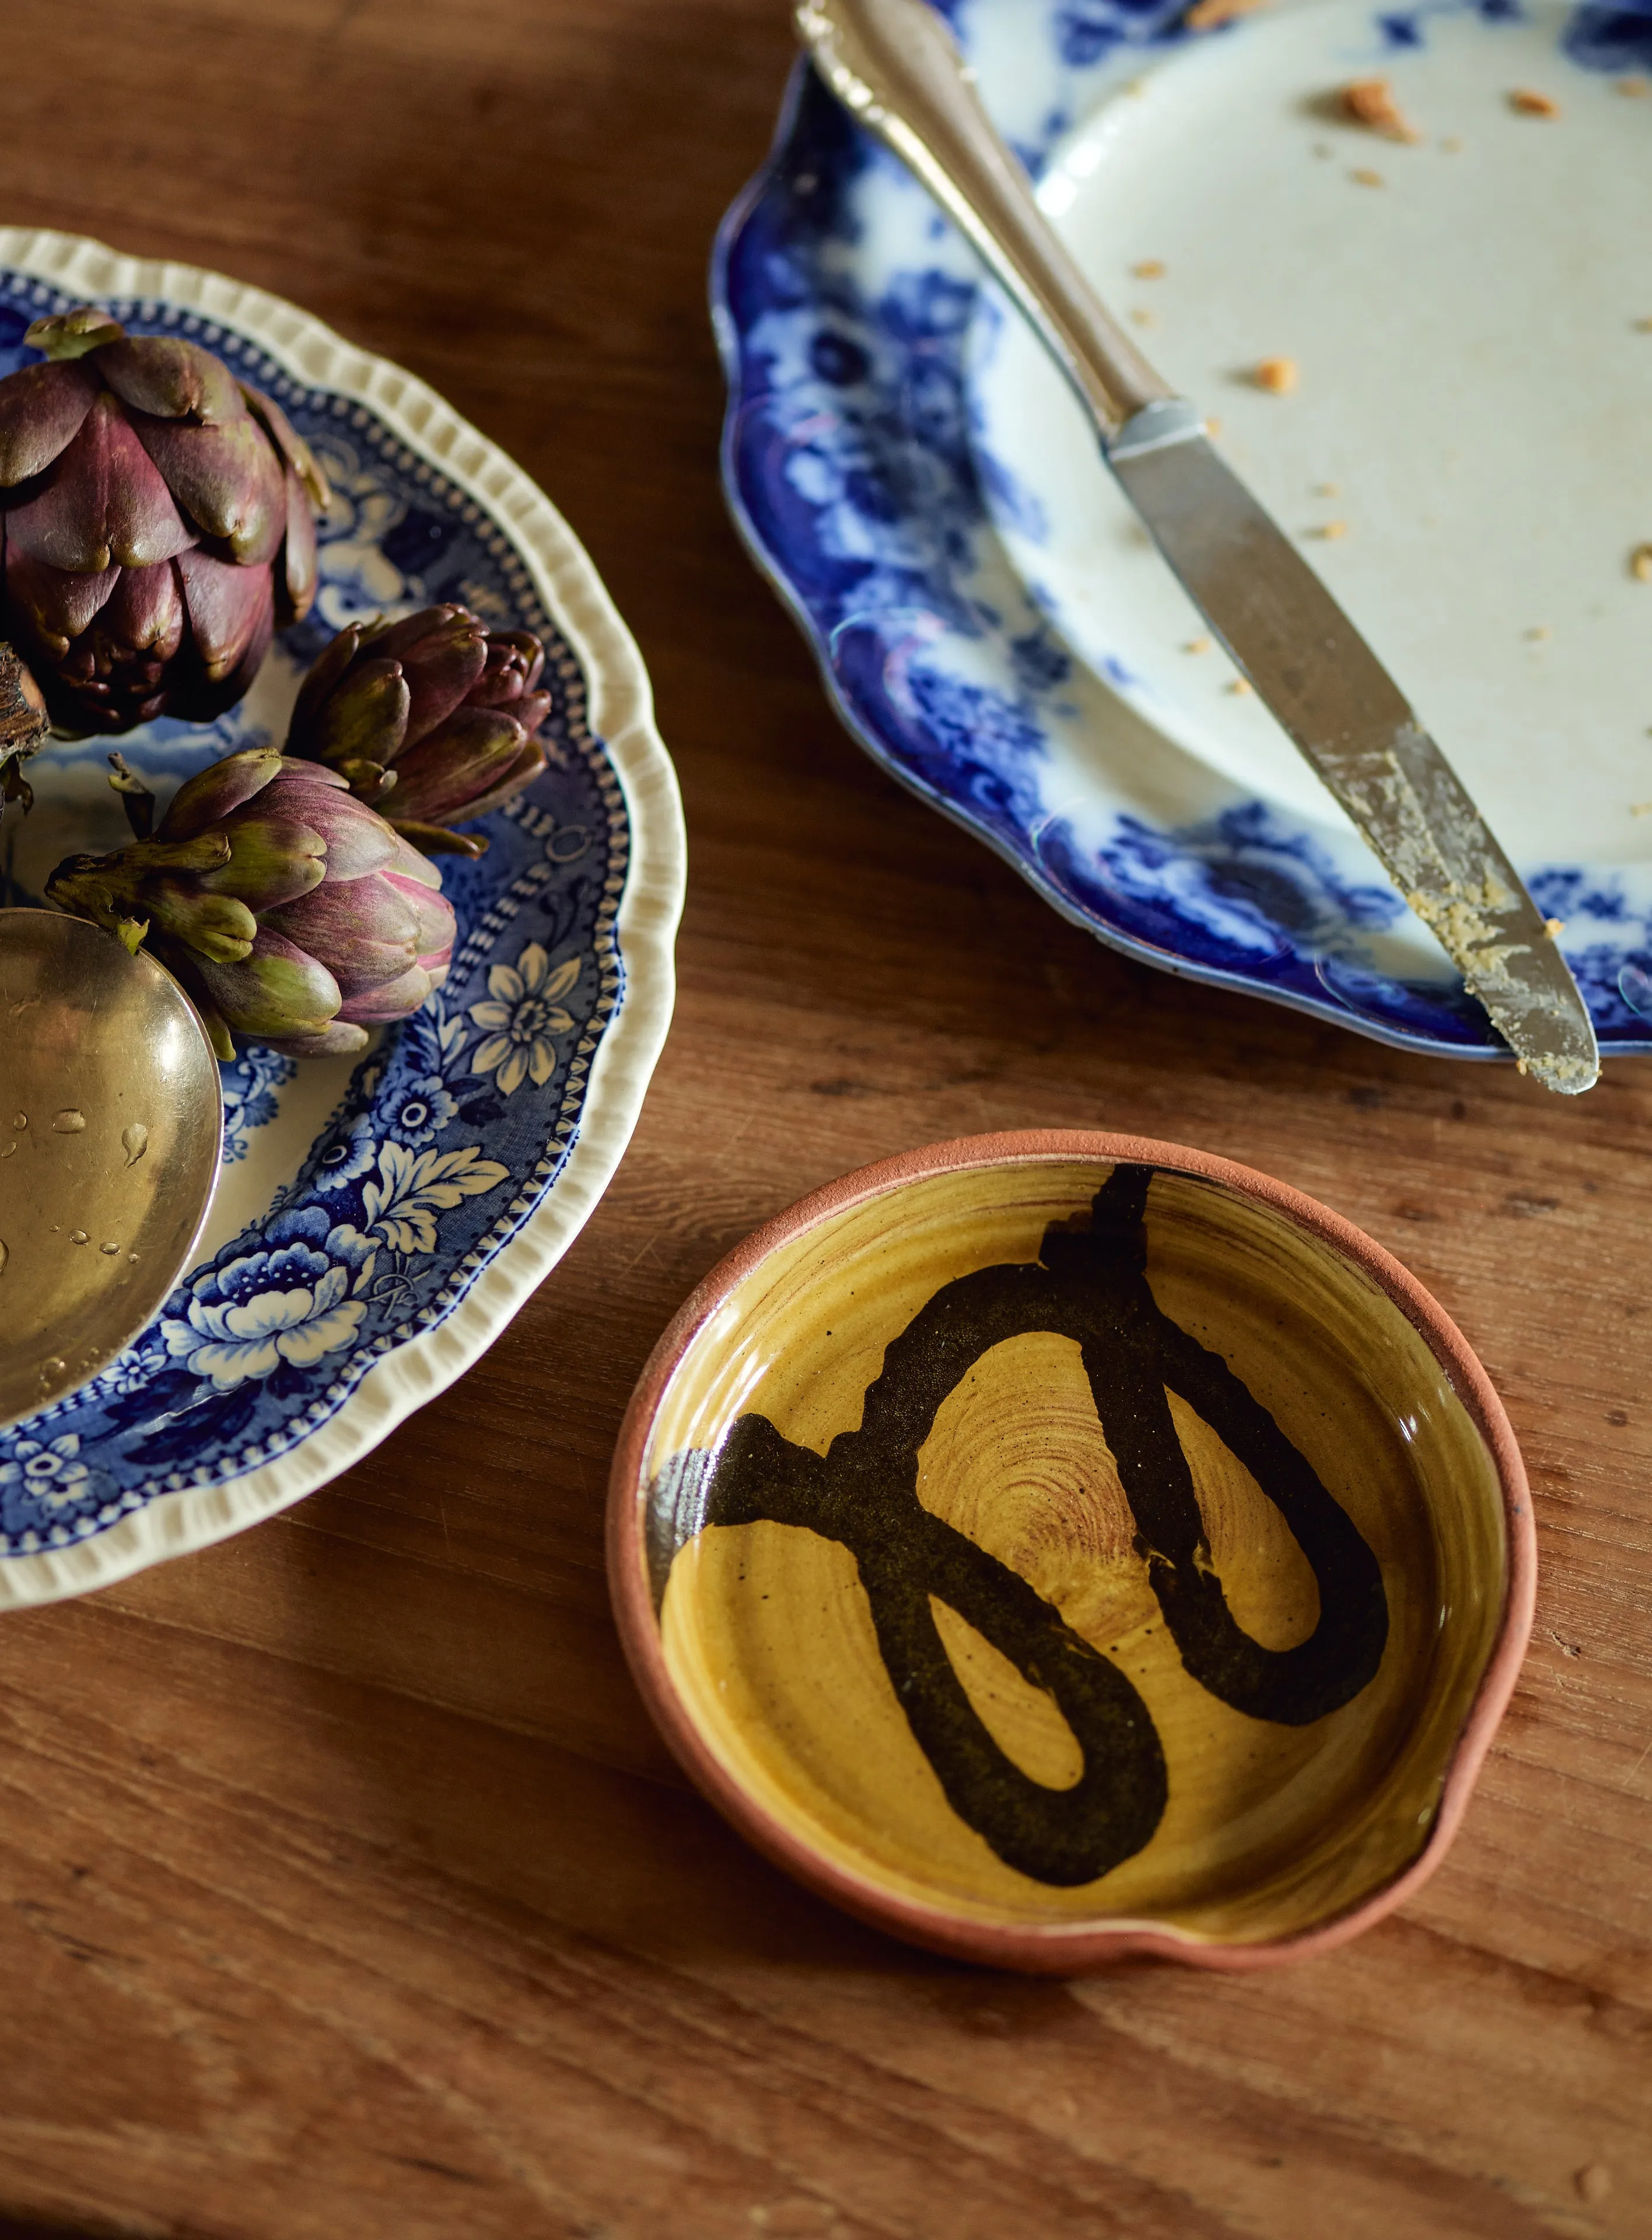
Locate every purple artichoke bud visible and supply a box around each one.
[45,747,455,1061]
[0,310,329,736]
[285,603,553,858]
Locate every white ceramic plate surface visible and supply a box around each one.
[970,0,1652,874]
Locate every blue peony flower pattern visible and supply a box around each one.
[162,1217,375,1393]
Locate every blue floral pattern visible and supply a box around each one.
[0,270,632,1555]
[469,941,581,1096]
[220,1046,297,1165]
[715,0,1652,1061]
[162,1217,376,1393]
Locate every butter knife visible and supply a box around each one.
[794,0,1600,1094]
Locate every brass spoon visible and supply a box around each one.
[0,907,222,1431]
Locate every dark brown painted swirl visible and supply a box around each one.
[649,1165,1388,1888]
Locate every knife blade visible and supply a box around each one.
[794,0,1600,1093]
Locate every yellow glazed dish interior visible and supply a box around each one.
[638,1157,1508,1947]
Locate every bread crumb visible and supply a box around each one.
[1312,141,1334,159]
[1315,481,1340,497]
[1632,545,1652,582]
[1204,415,1223,437]
[1632,800,1652,817]
[1544,918,1566,937]
[1186,0,1270,30]
[1252,357,1298,394]
[1525,625,1551,641]
[1440,135,1464,152]
[1132,258,1167,279]
[1509,89,1560,116]
[1616,76,1650,96]
[1340,78,1420,139]
[1185,636,1213,655]
[1311,521,1349,540]
[1129,307,1157,327]
[1637,317,1652,333]
[1350,166,1386,187]
[1227,678,1254,695]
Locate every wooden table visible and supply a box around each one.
[2,3,1649,2234]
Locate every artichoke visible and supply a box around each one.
[46,747,454,1059]
[0,306,328,736]
[285,603,552,856]
[0,641,48,809]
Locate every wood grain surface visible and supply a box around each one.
[1,3,1648,2234]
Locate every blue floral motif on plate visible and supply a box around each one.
[713,0,1652,1061]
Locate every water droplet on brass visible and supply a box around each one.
[121,1122,149,1167]
[0,1143,15,1159]
[100,1241,120,1256]
[11,1113,26,1130]
[69,1230,88,1245]
[128,1252,139,1264]
[51,1110,87,1134]
[0,1241,7,1275]
[40,1357,64,1378]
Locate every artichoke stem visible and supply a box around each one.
[46,831,232,939]
[108,752,156,841]
[394,819,488,859]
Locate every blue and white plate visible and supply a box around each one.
[0,228,684,1607]
[715,0,1652,1059]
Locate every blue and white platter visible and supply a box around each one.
[0,228,685,1608]
[715,0,1652,1059]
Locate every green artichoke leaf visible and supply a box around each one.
[25,309,127,362]
[262,770,398,881]
[132,412,286,566]
[96,334,244,426]
[0,360,100,487]
[309,656,411,771]
[160,746,284,838]
[144,875,258,964]
[285,621,362,751]
[204,811,328,911]
[237,383,331,512]
[174,550,276,682]
[45,831,233,943]
[388,707,527,824]
[5,392,197,575]
[388,818,487,860]
[188,928,342,1041]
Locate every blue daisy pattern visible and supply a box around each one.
[468,943,581,1097]
[313,1111,379,1194]
[380,1072,461,1147]
[0,272,630,1556]
[0,1436,90,1511]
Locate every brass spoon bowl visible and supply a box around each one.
[0,908,222,1431]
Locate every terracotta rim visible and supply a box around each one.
[607,1130,1535,1974]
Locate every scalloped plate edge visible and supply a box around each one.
[0,226,687,1609]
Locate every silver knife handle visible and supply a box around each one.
[795,0,1175,436]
